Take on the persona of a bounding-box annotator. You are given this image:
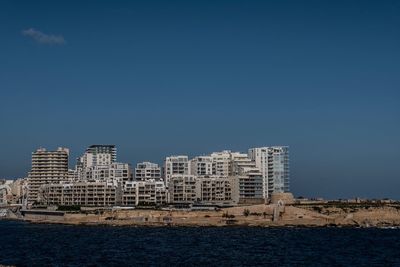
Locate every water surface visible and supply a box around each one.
[1,220,399,266]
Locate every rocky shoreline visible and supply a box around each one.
[10,202,400,228]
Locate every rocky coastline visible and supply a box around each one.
[6,202,400,228]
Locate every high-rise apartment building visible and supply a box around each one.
[248,146,289,199]
[27,147,69,204]
[78,145,116,169]
[135,162,162,181]
[76,145,117,180]
[164,156,189,186]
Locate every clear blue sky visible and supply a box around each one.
[0,0,399,199]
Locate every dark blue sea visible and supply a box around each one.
[1,220,400,266]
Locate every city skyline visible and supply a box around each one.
[0,0,399,200]
[18,144,289,207]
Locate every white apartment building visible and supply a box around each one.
[190,156,214,176]
[39,180,118,207]
[83,163,133,184]
[168,175,197,203]
[135,162,162,181]
[195,176,237,205]
[77,144,116,169]
[248,146,290,199]
[230,157,264,203]
[210,151,231,176]
[122,180,167,206]
[164,156,189,186]
[75,145,117,181]
[210,150,248,177]
[27,147,69,204]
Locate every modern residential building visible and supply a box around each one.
[78,144,117,169]
[237,174,264,204]
[210,150,247,177]
[229,155,265,203]
[122,180,167,206]
[168,175,197,203]
[39,180,119,207]
[21,144,290,208]
[190,156,214,176]
[27,147,69,204]
[210,151,231,177]
[164,156,189,186]
[248,146,290,199]
[83,163,133,185]
[135,162,162,181]
[195,176,237,205]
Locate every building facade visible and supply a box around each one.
[122,180,167,206]
[77,144,116,170]
[164,156,189,186]
[27,147,69,204]
[135,162,162,181]
[190,156,214,176]
[168,175,197,203]
[195,176,237,205]
[39,181,118,207]
[83,163,133,184]
[248,146,290,199]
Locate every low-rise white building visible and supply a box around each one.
[39,180,119,207]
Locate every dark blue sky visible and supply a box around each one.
[0,0,399,199]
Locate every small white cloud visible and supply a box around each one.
[22,28,65,45]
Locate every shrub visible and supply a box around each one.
[243,209,250,217]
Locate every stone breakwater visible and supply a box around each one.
[17,203,400,227]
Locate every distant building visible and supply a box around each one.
[40,179,169,208]
[39,180,118,207]
[210,150,247,177]
[210,151,232,177]
[122,180,167,206]
[168,175,197,203]
[135,162,162,181]
[24,144,291,208]
[229,156,264,203]
[248,146,289,199]
[195,176,237,205]
[77,145,117,172]
[0,178,28,205]
[164,156,189,186]
[83,163,133,184]
[190,156,214,176]
[27,147,69,204]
